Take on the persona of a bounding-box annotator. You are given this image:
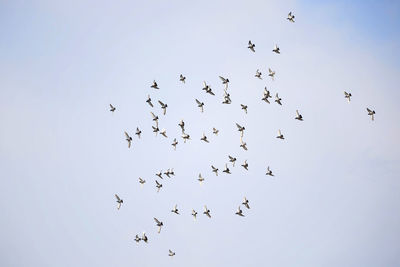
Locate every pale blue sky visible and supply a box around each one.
[1,1,399,266]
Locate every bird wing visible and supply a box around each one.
[296,110,300,116]
[367,108,372,113]
[236,123,242,129]
[278,129,282,136]
[158,100,164,106]
[203,81,207,88]
[150,112,156,119]
[154,217,160,224]
[219,76,225,82]
[115,194,120,201]
[117,203,121,210]
[124,131,130,138]
[109,104,114,109]
[195,99,201,105]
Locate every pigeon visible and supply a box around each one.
[203,205,211,218]
[192,209,198,220]
[152,126,159,136]
[154,218,163,233]
[169,168,175,176]
[266,166,274,176]
[236,206,244,217]
[160,129,168,138]
[241,160,248,170]
[255,69,262,79]
[268,68,276,80]
[115,194,123,210]
[367,108,375,121]
[202,81,215,95]
[164,169,172,178]
[213,127,219,135]
[196,99,204,113]
[156,171,163,179]
[248,40,255,52]
[276,129,284,140]
[179,74,186,83]
[344,91,352,102]
[124,131,132,148]
[241,104,248,114]
[109,104,116,112]
[262,88,271,103]
[178,120,185,132]
[182,133,191,143]
[287,11,295,22]
[151,80,159,89]
[134,234,141,243]
[219,76,230,89]
[295,110,303,121]
[158,100,168,115]
[236,123,245,136]
[146,95,154,107]
[222,93,232,104]
[211,165,219,176]
[240,137,248,151]
[223,163,231,174]
[171,204,179,215]
[272,44,280,54]
[198,173,205,184]
[139,177,146,186]
[228,155,237,167]
[171,138,178,150]
[150,112,159,126]
[155,180,163,192]
[169,249,175,257]
[135,127,142,138]
[200,133,209,143]
[275,93,282,105]
[242,197,250,209]
[142,232,148,243]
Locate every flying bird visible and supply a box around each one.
[158,100,168,115]
[223,163,231,174]
[160,129,168,138]
[241,104,248,114]
[154,217,163,233]
[344,91,352,102]
[276,129,284,140]
[272,44,280,54]
[150,112,159,126]
[146,95,154,107]
[275,93,282,105]
[367,108,375,121]
[248,40,255,52]
[192,209,198,220]
[169,249,176,257]
[240,137,248,151]
[213,127,219,135]
[134,234,141,243]
[236,123,245,136]
[200,133,209,143]
[262,88,271,103]
[124,131,132,148]
[152,126,159,136]
[266,166,274,176]
[139,177,146,186]
[178,120,185,132]
[135,127,142,138]
[171,138,178,150]
[219,76,230,89]
[295,110,303,121]
[242,197,250,209]
[182,133,191,143]
[287,11,295,22]
[156,171,163,179]
[195,99,204,113]
[203,205,211,218]
[255,69,262,79]
[268,68,276,80]
[198,173,205,184]
[211,165,219,176]
[142,232,148,243]
[155,180,163,192]
[241,160,248,170]
[202,81,215,95]
[151,80,159,89]
[236,206,244,217]
[228,155,237,167]
[179,74,186,83]
[109,104,116,112]
[171,204,180,215]
[115,194,123,210]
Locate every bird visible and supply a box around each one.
[109,104,116,112]
[219,76,230,89]
[295,110,303,121]
[276,129,284,140]
[169,249,175,257]
[160,129,168,138]
[142,232,148,243]
[222,93,232,104]
[155,180,163,192]
[152,126,159,136]
[223,163,231,174]
[200,133,209,143]
[171,138,178,150]
[272,44,280,54]
[158,100,168,115]
[195,99,204,113]
[235,206,244,217]
[203,205,211,218]
[287,11,295,22]
[146,95,154,107]
[151,80,159,89]
[242,197,250,209]
[266,166,274,176]
[248,40,255,52]
[179,74,186,83]
[367,108,375,121]
[134,234,141,243]
[182,133,191,143]
[255,69,262,79]
[171,204,180,215]
[275,93,282,105]
[268,68,276,80]
[241,104,248,114]
[202,81,215,95]
[211,165,219,176]
[115,194,123,210]
[198,173,205,184]
[169,168,175,176]
[150,112,159,126]
[241,160,248,170]
[192,209,198,220]
[139,177,146,186]
[164,169,172,178]
[154,218,163,233]
[156,171,163,179]
[124,131,132,148]
[213,127,219,135]
[135,127,142,138]
[236,123,245,136]
[262,88,271,103]
[228,155,237,167]
[344,91,352,102]
[178,119,185,132]
[240,137,248,151]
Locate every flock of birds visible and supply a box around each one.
[109,11,376,258]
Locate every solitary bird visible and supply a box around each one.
[151,80,159,89]
[115,194,123,210]
[272,44,280,54]
[200,133,209,143]
[160,129,168,138]
[154,218,163,233]
[228,155,237,167]
[155,180,163,192]
[211,165,219,176]
[203,205,211,218]
[367,108,375,121]
[124,131,132,148]
[171,138,178,150]
[109,104,116,112]
[223,163,231,174]
[287,11,295,22]
[196,99,204,113]
[180,74,186,83]
[134,234,141,243]
[236,206,244,217]
[146,95,154,107]
[241,160,248,170]
[198,173,205,184]
[169,249,176,257]
[135,127,142,138]
[242,197,250,209]
[266,166,274,176]
[295,110,303,121]
[255,69,262,79]
[192,209,198,220]
[276,129,284,140]
[142,232,148,243]
[275,93,282,105]
[344,91,352,102]
[158,100,168,115]
[213,127,219,135]
[241,104,248,114]
[171,204,180,215]
[268,68,276,80]
[248,40,256,52]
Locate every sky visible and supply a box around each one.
[0,0,400,266]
